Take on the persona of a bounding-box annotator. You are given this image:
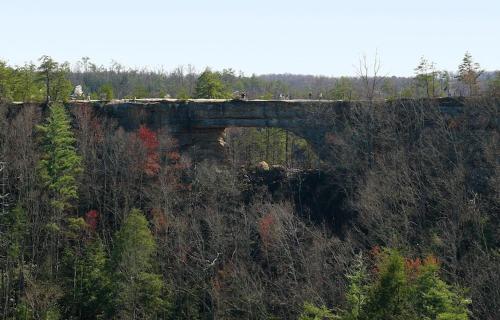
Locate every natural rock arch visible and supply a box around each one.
[64,97,492,161]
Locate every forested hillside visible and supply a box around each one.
[1,55,500,103]
[0,56,499,319]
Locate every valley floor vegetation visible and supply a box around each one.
[0,55,498,319]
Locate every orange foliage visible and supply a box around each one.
[447,118,462,129]
[370,245,381,257]
[423,255,439,267]
[138,125,160,176]
[168,151,181,163]
[212,263,236,294]
[325,132,345,145]
[405,255,439,278]
[405,257,422,276]
[84,210,99,231]
[151,208,168,234]
[258,213,276,249]
[138,125,159,149]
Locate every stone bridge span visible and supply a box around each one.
[68,98,494,160]
[78,99,341,158]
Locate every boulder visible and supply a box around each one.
[257,161,270,171]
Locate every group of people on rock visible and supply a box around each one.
[308,92,323,100]
[278,92,323,100]
[234,91,324,100]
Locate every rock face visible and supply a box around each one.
[75,99,340,160]
[63,97,495,161]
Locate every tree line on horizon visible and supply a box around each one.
[1,53,500,103]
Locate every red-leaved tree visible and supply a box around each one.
[138,125,160,176]
[85,210,99,231]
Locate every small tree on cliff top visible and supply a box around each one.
[457,52,483,96]
[194,68,231,99]
[38,56,72,103]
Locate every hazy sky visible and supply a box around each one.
[1,0,499,76]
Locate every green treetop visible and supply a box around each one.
[13,62,42,102]
[457,52,483,96]
[38,55,72,103]
[414,56,439,98]
[301,249,470,320]
[487,72,500,97]
[361,250,410,320]
[0,60,13,102]
[62,238,112,319]
[38,56,58,103]
[299,302,335,320]
[411,259,470,320]
[194,68,231,99]
[329,77,356,100]
[98,83,114,100]
[112,209,168,319]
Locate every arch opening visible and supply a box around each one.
[223,127,318,168]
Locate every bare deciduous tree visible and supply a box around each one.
[356,52,383,103]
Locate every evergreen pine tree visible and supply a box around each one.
[0,204,28,316]
[360,250,412,320]
[38,103,82,215]
[112,209,168,319]
[342,253,368,320]
[67,238,112,319]
[38,102,82,278]
[412,258,470,320]
[457,52,483,96]
[38,56,72,103]
[0,60,13,102]
[299,302,335,320]
[38,55,58,104]
[414,57,439,98]
[331,250,471,320]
